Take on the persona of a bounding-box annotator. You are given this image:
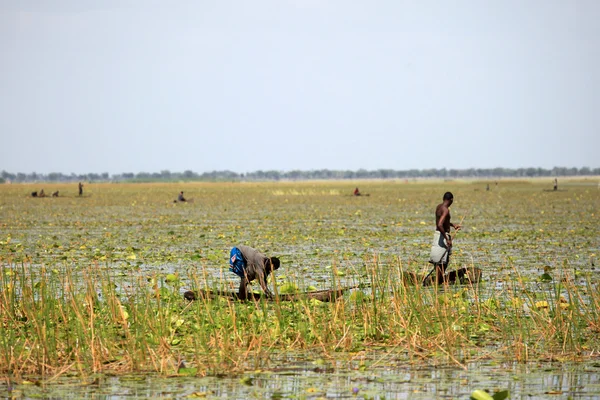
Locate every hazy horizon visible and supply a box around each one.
[2,166,597,181]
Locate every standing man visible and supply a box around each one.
[229,245,280,300]
[78,182,84,196]
[428,192,461,285]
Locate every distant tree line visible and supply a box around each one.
[1,167,598,184]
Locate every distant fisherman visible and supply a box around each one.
[229,245,280,300]
[428,192,461,285]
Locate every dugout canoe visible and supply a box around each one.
[183,286,358,302]
[183,267,482,302]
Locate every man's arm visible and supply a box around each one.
[450,222,461,231]
[257,269,273,298]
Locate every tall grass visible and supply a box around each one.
[1,257,598,378]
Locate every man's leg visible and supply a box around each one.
[238,278,248,300]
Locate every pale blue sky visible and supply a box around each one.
[1,1,598,175]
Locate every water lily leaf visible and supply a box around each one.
[279,283,299,294]
[492,390,509,400]
[240,376,253,386]
[470,390,494,400]
[535,301,549,309]
[309,298,323,306]
[187,390,207,397]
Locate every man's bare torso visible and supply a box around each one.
[435,203,451,232]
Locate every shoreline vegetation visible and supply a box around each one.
[1,167,599,184]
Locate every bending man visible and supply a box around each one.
[229,245,280,300]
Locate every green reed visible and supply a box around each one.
[1,256,598,378]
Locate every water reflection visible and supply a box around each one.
[2,359,598,399]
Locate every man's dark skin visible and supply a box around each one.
[433,192,461,284]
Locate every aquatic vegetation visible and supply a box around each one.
[471,389,509,400]
[0,180,599,392]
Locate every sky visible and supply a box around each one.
[1,1,598,175]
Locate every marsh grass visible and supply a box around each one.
[1,180,598,382]
[1,256,598,379]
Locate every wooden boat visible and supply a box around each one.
[183,286,357,302]
[420,266,482,286]
[183,267,482,302]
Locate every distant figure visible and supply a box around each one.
[486,184,490,191]
[177,191,186,202]
[78,182,84,196]
[38,189,46,198]
[353,187,361,196]
[52,190,59,197]
[229,245,281,300]
[553,178,558,191]
[427,192,461,285]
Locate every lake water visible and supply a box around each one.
[3,358,599,399]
